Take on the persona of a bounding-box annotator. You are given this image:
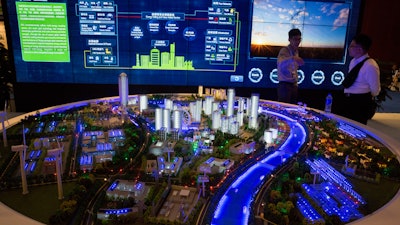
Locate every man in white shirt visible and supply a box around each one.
[277,28,305,104]
[340,34,380,124]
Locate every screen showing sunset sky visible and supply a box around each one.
[251,0,350,48]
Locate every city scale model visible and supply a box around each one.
[1,90,399,225]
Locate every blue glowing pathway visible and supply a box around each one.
[211,119,306,225]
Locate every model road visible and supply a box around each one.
[210,113,306,225]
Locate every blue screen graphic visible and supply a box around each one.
[5,0,361,89]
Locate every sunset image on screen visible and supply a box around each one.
[250,0,350,61]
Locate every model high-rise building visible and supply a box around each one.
[212,101,220,114]
[190,99,202,122]
[172,110,182,131]
[118,73,129,107]
[246,97,251,116]
[164,99,173,110]
[237,111,244,126]
[162,108,171,133]
[238,97,245,112]
[249,94,259,129]
[227,88,235,117]
[155,108,163,131]
[204,96,214,116]
[212,110,221,130]
[220,116,229,133]
[139,95,148,113]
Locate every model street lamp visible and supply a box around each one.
[11,145,29,195]
[198,164,211,197]
[48,147,64,200]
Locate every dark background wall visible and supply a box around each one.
[12,0,400,113]
[360,0,400,65]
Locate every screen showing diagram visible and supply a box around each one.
[5,0,361,89]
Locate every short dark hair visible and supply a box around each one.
[289,28,302,38]
[353,34,372,51]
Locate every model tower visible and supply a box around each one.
[226,88,235,117]
[249,93,259,129]
[118,73,129,107]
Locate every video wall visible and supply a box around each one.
[5,0,361,89]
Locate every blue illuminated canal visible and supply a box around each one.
[211,116,306,225]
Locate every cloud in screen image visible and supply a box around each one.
[250,0,350,61]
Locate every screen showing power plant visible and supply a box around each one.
[5,0,361,89]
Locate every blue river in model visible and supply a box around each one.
[211,113,306,225]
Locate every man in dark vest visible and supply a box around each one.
[339,34,380,125]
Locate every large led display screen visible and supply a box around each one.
[5,0,361,89]
[251,0,350,61]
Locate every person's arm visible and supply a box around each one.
[366,60,381,96]
[277,47,304,67]
[293,55,304,66]
[277,47,292,67]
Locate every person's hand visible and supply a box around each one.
[293,56,304,66]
